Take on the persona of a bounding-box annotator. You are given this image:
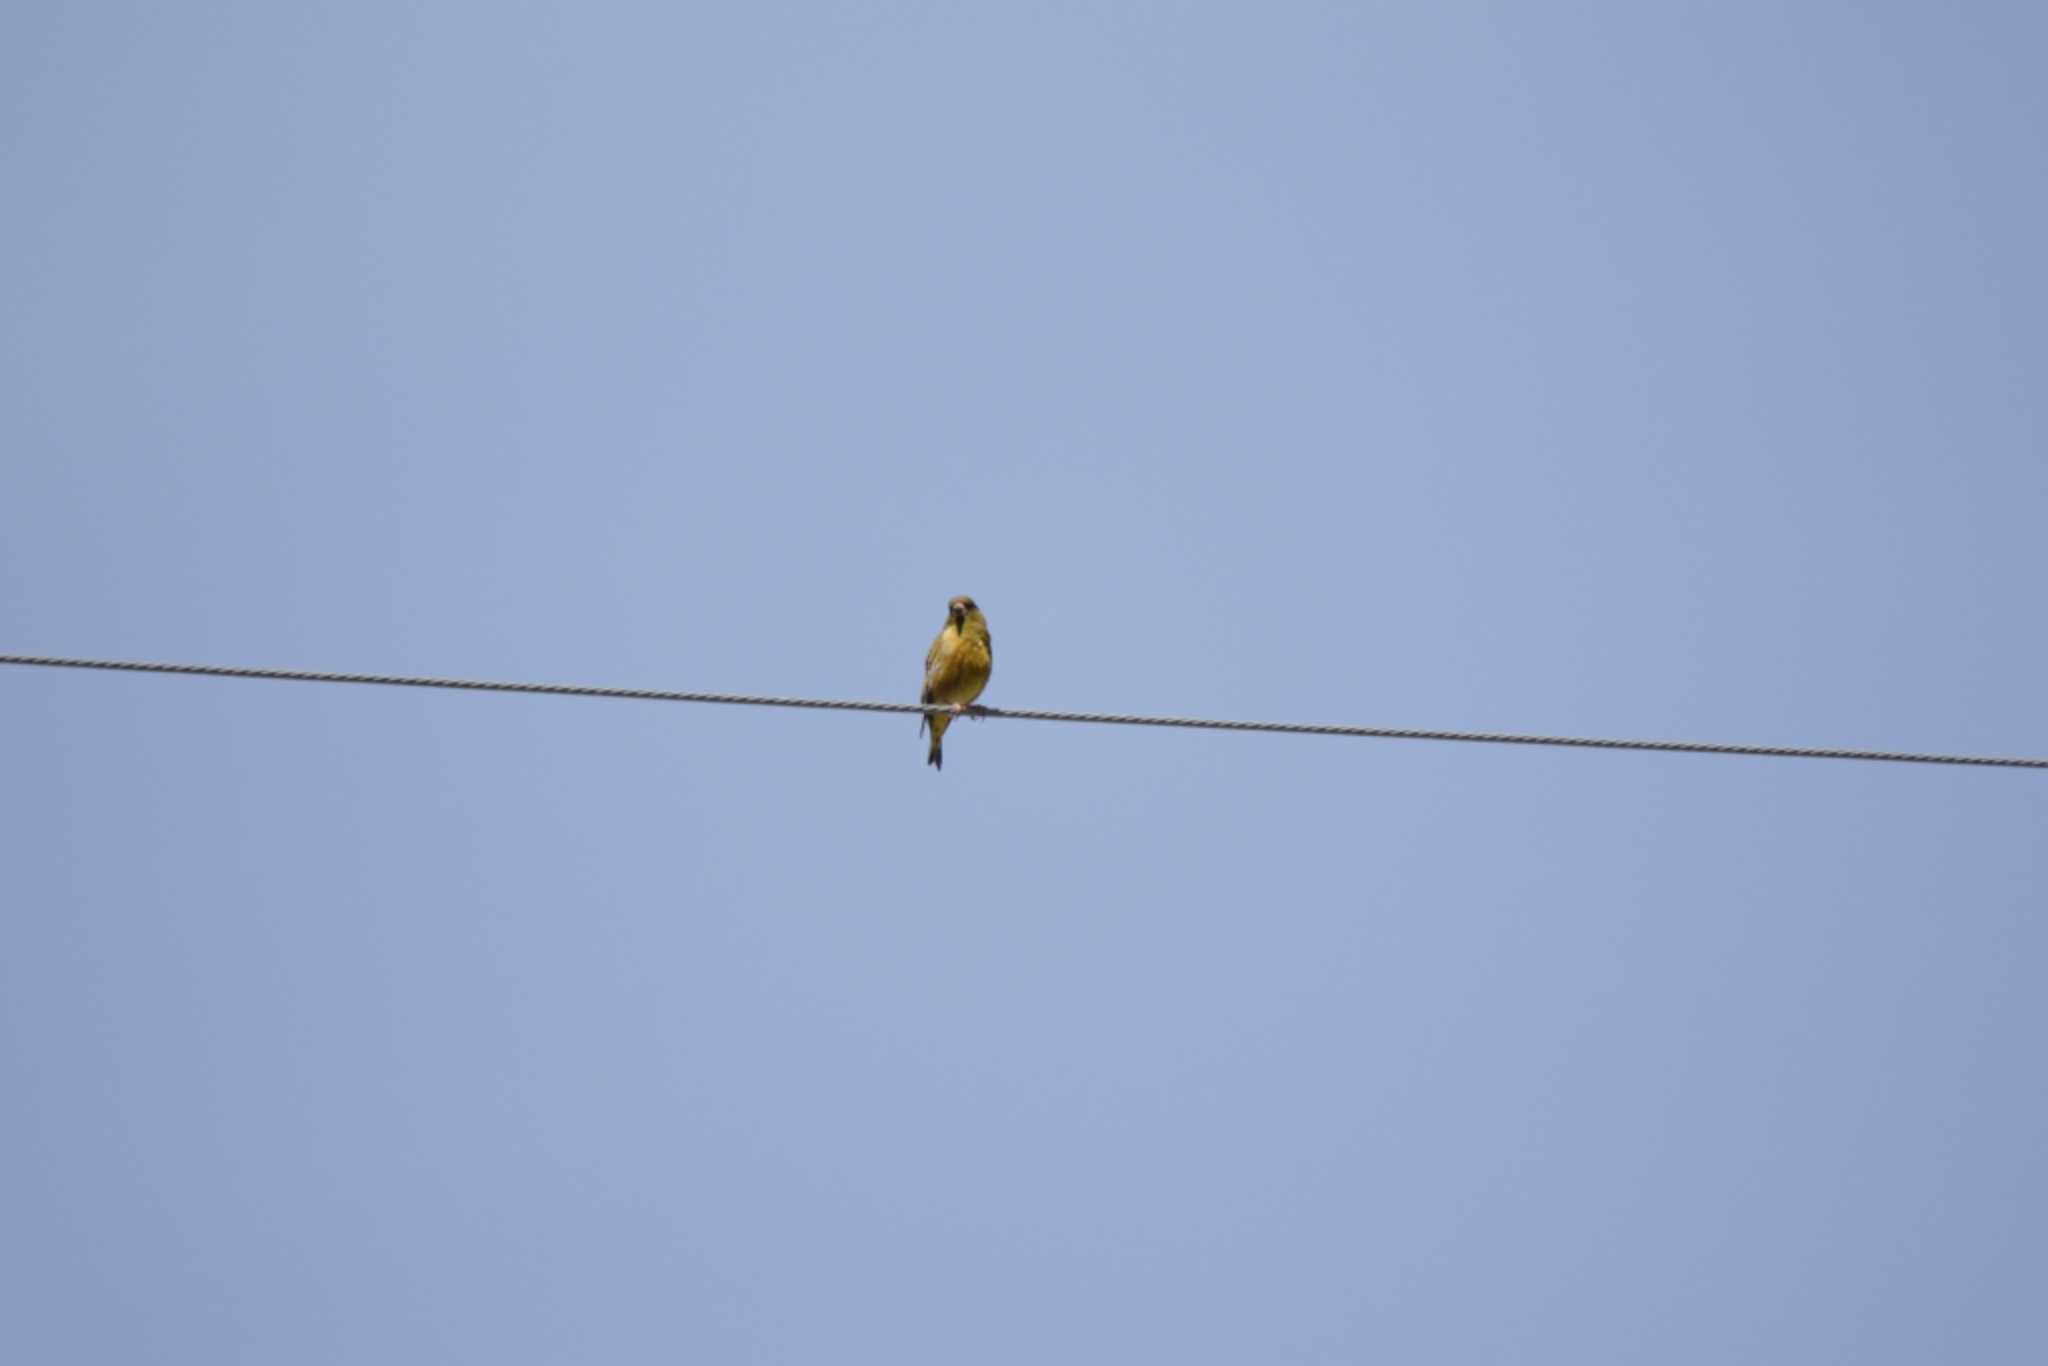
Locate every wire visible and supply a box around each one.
[3,651,2042,771]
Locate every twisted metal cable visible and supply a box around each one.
[3,652,2042,770]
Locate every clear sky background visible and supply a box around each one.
[4,4,2045,1362]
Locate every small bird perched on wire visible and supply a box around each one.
[920,595,993,771]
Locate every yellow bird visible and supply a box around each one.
[920,595,993,770]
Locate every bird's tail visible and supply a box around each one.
[926,713,947,770]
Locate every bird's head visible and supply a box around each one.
[949,595,978,626]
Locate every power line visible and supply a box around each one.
[2,651,2041,771]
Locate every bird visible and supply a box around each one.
[920,595,993,771]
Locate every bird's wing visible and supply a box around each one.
[923,629,948,698]
[921,627,950,731]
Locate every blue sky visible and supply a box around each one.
[5,4,2046,1361]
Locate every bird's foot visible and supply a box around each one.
[966,704,990,721]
